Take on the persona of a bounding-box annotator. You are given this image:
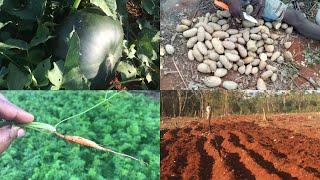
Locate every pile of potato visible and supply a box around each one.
[174,9,294,90]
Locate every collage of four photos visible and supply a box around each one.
[1,0,320,179]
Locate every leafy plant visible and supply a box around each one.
[0,91,160,179]
[0,0,160,89]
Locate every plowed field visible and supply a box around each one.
[161,113,320,179]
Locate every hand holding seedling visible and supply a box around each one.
[0,94,34,153]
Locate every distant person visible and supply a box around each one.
[222,0,320,40]
[0,94,34,153]
[206,105,212,133]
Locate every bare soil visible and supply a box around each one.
[160,0,320,90]
[160,113,320,179]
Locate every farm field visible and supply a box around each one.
[161,113,320,179]
[0,91,160,179]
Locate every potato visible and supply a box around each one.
[204,76,222,87]
[283,51,293,60]
[250,27,261,34]
[247,40,257,52]
[225,37,238,43]
[243,20,256,28]
[211,23,222,31]
[277,56,284,64]
[176,24,189,32]
[203,59,217,71]
[284,42,292,49]
[250,34,262,40]
[217,19,228,25]
[233,64,238,71]
[212,31,229,39]
[183,28,198,38]
[205,32,212,40]
[188,50,194,61]
[251,59,260,66]
[266,65,277,72]
[286,27,293,34]
[222,41,236,50]
[259,60,267,70]
[165,44,175,55]
[212,38,225,54]
[226,29,239,35]
[197,26,205,42]
[221,24,230,31]
[237,44,248,58]
[219,55,233,70]
[238,65,246,74]
[265,38,274,45]
[214,68,228,77]
[244,56,254,64]
[237,60,245,66]
[205,40,213,49]
[271,51,281,61]
[238,37,246,45]
[251,67,259,74]
[187,37,198,48]
[197,63,211,73]
[271,73,277,82]
[273,21,281,30]
[202,23,214,33]
[256,40,264,48]
[181,19,192,26]
[265,45,274,53]
[208,50,219,61]
[243,30,250,41]
[248,51,257,58]
[225,52,240,62]
[192,49,204,62]
[257,78,267,90]
[261,70,273,80]
[259,53,268,61]
[197,42,208,55]
[257,47,264,54]
[223,81,238,90]
[245,64,252,75]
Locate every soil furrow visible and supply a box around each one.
[181,136,201,180]
[220,131,280,180]
[196,136,214,180]
[233,131,317,179]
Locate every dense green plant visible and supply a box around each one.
[0,0,159,89]
[0,91,160,179]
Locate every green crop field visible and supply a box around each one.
[0,91,160,180]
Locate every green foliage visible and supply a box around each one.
[0,0,159,89]
[0,91,160,179]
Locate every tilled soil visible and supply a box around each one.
[161,115,320,179]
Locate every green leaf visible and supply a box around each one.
[116,61,137,79]
[64,31,80,72]
[0,39,28,50]
[29,23,54,48]
[0,21,11,30]
[47,61,64,89]
[141,0,156,15]
[90,0,117,20]
[62,68,90,90]
[7,63,29,89]
[3,0,46,21]
[123,41,136,59]
[32,58,51,86]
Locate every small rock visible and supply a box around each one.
[277,56,284,64]
[160,46,165,56]
[165,44,175,55]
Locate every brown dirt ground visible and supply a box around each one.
[160,0,320,90]
[160,112,320,179]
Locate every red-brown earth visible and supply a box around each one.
[161,113,320,179]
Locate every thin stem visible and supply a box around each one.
[108,78,144,90]
[54,92,121,128]
[72,0,82,11]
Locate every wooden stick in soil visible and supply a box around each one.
[172,57,187,88]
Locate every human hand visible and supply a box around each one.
[0,94,34,154]
[228,0,245,20]
[251,0,265,18]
